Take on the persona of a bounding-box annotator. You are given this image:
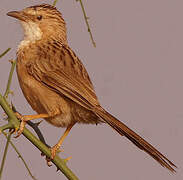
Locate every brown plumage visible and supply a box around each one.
[7,4,176,172]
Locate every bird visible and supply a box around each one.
[7,4,176,172]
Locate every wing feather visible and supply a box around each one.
[26,44,99,110]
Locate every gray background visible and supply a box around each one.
[0,0,182,179]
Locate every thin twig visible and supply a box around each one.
[0,123,13,132]
[53,0,59,6]
[76,0,96,47]
[0,133,11,180]
[0,56,15,180]
[0,48,11,59]
[2,132,37,180]
[53,0,96,47]
[4,60,16,99]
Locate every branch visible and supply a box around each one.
[0,58,15,179]
[0,123,13,132]
[2,132,37,180]
[4,60,16,99]
[0,48,11,59]
[0,133,11,180]
[76,0,96,47]
[53,0,96,47]
[53,0,59,6]
[0,94,79,180]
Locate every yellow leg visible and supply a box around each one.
[51,123,75,159]
[15,112,50,138]
[15,112,50,121]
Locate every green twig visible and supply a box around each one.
[0,123,13,132]
[0,94,79,180]
[4,60,16,99]
[2,132,37,180]
[0,58,16,179]
[0,58,17,180]
[76,0,96,47]
[0,133,11,180]
[53,0,59,6]
[53,0,96,46]
[0,48,11,59]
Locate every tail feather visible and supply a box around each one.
[93,107,177,172]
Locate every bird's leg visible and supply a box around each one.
[14,112,50,138]
[50,123,75,159]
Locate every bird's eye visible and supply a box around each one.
[37,15,42,20]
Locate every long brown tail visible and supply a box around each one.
[93,106,177,172]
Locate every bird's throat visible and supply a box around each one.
[18,21,43,50]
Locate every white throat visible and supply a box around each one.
[18,21,43,49]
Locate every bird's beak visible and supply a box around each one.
[7,11,27,21]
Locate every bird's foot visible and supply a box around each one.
[41,146,65,167]
[14,112,27,138]
[50,145,72,163]
[50,144,62,159]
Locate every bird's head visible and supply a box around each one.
[7,4,67,48]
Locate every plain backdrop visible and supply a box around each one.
[0,0,183,179]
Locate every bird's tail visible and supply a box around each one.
[93,106,177,172]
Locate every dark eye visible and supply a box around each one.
[37,15,42,20]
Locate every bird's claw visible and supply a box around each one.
[51,144,60,159]
[14,112,26,138]
[14,121,26,138]
[41,147,64,167]
[46,157,52,167]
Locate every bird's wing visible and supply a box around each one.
[26,44,99,110]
